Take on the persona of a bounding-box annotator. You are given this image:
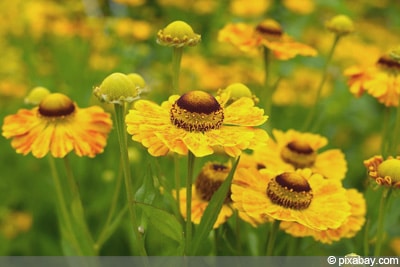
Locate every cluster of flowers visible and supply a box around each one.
[2,12,400,255]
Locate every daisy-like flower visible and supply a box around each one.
[157,20,201,48]
[176,162,233,228]
[125,90,269,157]
[280,189,366,244]
[344,51,400,107]
[252,129,347,180]
[364,155,400,188]
[231,168,351,230]
[2,93,112,158]
[218,19,317,60]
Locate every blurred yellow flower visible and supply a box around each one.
[229,0,271,17]
[1,211,33,239]
[0,80,27,98]
[113,0,146,6]
[273,67,332,107]
[176,162,233,228]
[253,129,347,180]
[218,20,317,60]
[280,189,366,244]
[125,90,269,157]
[111,18,153,41]
[231,168,351,230]
[282,0,314,14]
[2,93,113,158]
[344,52,400,107]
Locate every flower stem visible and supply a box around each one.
[266,220,279,256]
[185,150,196,255]
[390,95,400,155]
[113,103,147,256]
[172,47,183,94]
[47,156,87,255]
[174,154,181,218]
[381,108,391,157]
[95,161,124,252]
[262,48,273,121]
[374,187,392,256]
[62,156,95,254]
[302,35,341,131]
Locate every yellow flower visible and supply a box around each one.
[157,20,201,48]
[2,93,112,158]
[252,129,347,180]
[280,189,366,244]
[176,162,233,228]
[218,20,317,60]
[1,211,33,239]
[364,155,400,188]
[272,67,332,107]
[344,51,400,107]
[231,168,351,230]
[125,90,269,157]
[229,0,271,17]
[282,0,315,14]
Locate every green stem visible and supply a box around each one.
[62,156,95,255]
[185,151,196,255]
[114,103,147,256]
[174,154,181,218]
[95,161,124,252]
[374,187,392,256]
[381,108,391,157]
[302,35,341,131]
[262,48,273,120]
[235,211,242,255]
[266,220,279,256]
[363,219,370,256]
[172,47,183,94]
[47,156,84,255]
[390,94,400,155]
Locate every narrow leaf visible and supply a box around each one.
[190,156,240,255]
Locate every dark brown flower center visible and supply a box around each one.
[255,19,283,40]
[377,55,400,72]
[280,140,317,168]
[195,163,231,204]
[170,90,224,132]
[38,93,76,117]
[266,172,313,210]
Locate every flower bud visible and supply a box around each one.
[94,72,140,105]
[325,15,354,36]
[157,20,201,47]
[24,86,51,105]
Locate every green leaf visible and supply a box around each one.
[190,156,240,255]
[135,162,157,205]
[136,202,184,246]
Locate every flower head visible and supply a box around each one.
[2,93,112,158]
[325,15,355,37]
[344,49,400,107]
[364,155,400,188]
[231,168,351,230]
[176,162,233,228]
[252,129,347,180]
[280,189,366,243]
[126,90,269,157]
[93,72,142,105]
[157,20,201,47]
[218,20,317,60]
